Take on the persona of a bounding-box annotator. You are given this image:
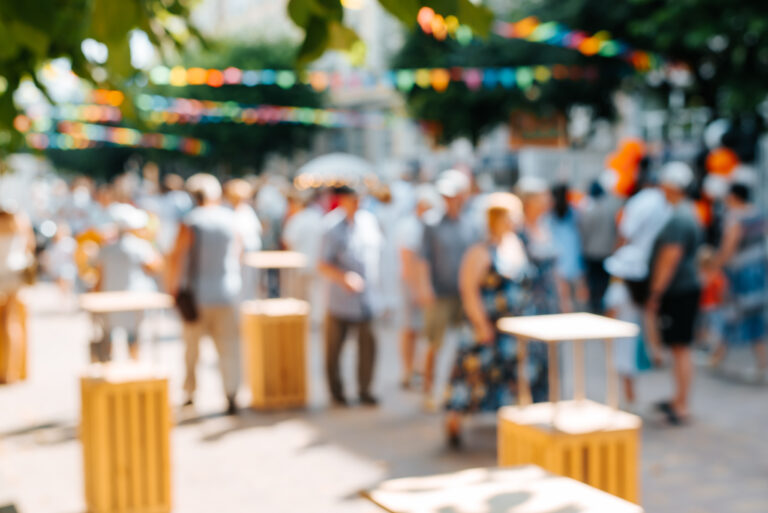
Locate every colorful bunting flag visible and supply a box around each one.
[144,64,599,93]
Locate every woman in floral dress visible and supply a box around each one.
[444,193,548,447]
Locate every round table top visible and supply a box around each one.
[243,251,308,270]
[79,291,175,314]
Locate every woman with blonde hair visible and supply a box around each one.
[444,192,547,447]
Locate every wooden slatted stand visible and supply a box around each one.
[0,293,28,384]
[241,298,309,410]
[80,363,172,513]
[496,313,642,504]
[498,400,641,503]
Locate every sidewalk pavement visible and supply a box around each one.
[0,284,766,513]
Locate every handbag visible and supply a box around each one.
[635,332,652,372]
[175,226,199,322]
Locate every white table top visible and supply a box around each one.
[81,362,168,383]
[497,313,639,342]
[79,291,175,314]
[241,298,310,317]
[243,251,307,270]
[363,465,643,513]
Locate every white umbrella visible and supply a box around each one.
[294,153,375,189]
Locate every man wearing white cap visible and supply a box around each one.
[646,162,702,425]
[93,204,163,361]
[418,169,478,409]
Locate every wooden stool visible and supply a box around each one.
[241,298,309,409]
[80,364,172,513]
[498,400,641,503]
[362,465,643,513]
[0,294,28,384]
[496,313,642,504]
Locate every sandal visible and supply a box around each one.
[657,401,689,426]
[445,415,462,450]
[447,432,462,449]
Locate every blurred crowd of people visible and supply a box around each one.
[0,148,766,445]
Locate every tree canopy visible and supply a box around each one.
[139,40,324,173]
[391,29,629,145]
[4,0,768,166]
[516,0,768,116]
[0,0,199,159]
[286,0,494,64]
[386,0,768,145]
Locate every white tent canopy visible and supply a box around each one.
[294,153,375,189]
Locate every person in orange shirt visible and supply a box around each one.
[697,246,727,358]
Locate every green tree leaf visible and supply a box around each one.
[288,0,314,28]
[88,0,141,44]
[105,37,135,80]
[456,0,493,36]
[8,20,51,58]
[0,17,19,59]
[297,16,331,65]
[327,21,360,50]
[378,0,421,25]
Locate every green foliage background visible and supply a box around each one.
[3,0,768,170]
[392,30,629,145]
[45,41,324,178]
[0,0,200,159]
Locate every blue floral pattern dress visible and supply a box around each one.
[444,245,550,413]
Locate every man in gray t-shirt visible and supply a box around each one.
[649,205,701,295]
[417,170,478,406]
[167,173,242,415]
[646,162,702,426]
[318,186,382,407]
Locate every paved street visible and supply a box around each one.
[1,284,767,513]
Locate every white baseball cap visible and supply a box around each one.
[436,169,470,198]
[659,162,694,190]
[515,175,549,195]
[109,203,149,231]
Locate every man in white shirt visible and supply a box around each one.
[224,179,262,301]
[283,189,328,320]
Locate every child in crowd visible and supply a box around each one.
[696,246,728,363]
[603,246,651,410]
[92,204,163,361]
